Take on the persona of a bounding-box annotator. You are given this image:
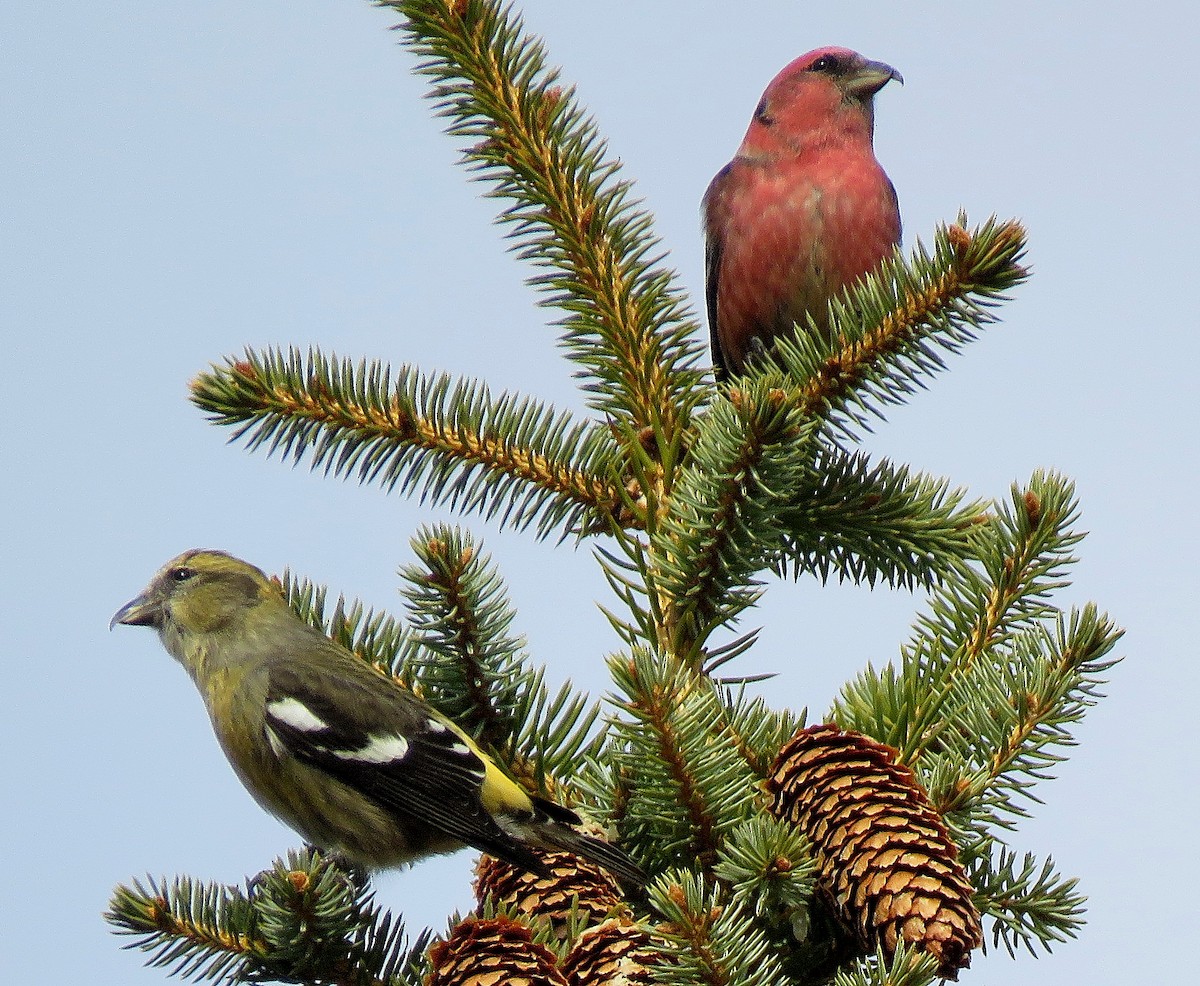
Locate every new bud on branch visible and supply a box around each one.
[704,47,902,379]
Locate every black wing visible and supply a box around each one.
[703,162,733,382]
[264,659,543,872]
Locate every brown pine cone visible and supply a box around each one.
[765,724,982,979]
[560,917,658,986]
[474,839,626,937]
[426,915,567,986]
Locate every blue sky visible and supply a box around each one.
[5,2,1198,983]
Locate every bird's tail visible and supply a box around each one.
[522,796,647,892]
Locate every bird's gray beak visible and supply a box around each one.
[110,590,162,630]
[845,59,903,98]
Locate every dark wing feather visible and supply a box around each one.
[703,162,734,382]
[530,793,581,827]
[264,660,543,872]
[888,176,901,239]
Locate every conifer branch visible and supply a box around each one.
[648,871,790,986]
[191,347,626,538]
[607,651,760,873]
[712,815,817,922]
[400,525,604,792]
[952,476,1081,663]
[107,876,267,984]
[832,471,1084,763]
[279,570,426,680]
[932,606,1121,828]
[649,382,817,659]
[383,0,705,447]
[770,216,1028,439]
[400,525,531,752]
[107,851,427,986]
[772,446,987,590]
[594,535,660,648]
[969,850,1085,957]
[713,685,805,781]
[830,943,941,986]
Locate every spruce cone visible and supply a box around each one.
[474,839,625,936]
[426,915,567,986]
[560,917,658,986]
[765,724,982,979]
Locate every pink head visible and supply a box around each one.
[739,47,902,156]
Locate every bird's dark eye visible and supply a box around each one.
[170,566,196,583]
[753,96,774,126]
[809,55,841,74]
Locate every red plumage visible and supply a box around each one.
[704,47,902,379]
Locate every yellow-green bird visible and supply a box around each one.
[111,549,643,888]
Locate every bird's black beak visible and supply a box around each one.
[845,59,903,98]
[110,590,162,630]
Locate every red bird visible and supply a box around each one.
[704,47,902,379]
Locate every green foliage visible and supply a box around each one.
[648,870,792,986]
[831,472,1099,761]
[397,524,605,786]
[112,2,1118,984]
[287,526,605,795]
[399,524,532,743]
[602,650,764,873]
[769,214,1029,442]
[829,474,1120,956]
[713,815,818,926]
[648,379,818,654]
[970,849,1086,957]
[830,943,941,986]
[382,0,706,445]
[106,849,429,986]
[716,683,807,777]
[772,445,986,590]
[279,567,425,677]
[192,347,623,540]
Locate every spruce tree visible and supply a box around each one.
[106,3,1121,984]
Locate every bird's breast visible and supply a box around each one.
[712,149,899,369]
